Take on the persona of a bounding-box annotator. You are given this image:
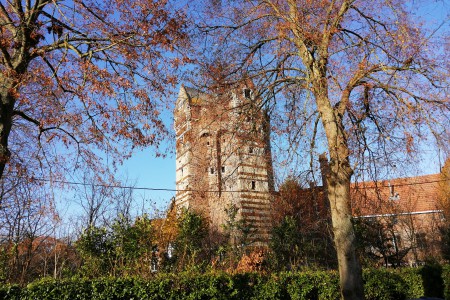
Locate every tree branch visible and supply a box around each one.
[13,110,40,126]
[0,2,16,34]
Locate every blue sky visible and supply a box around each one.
[102,0,449,212]
[116,102,445,213]
[119,148,176,208]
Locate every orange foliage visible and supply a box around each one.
[151,201,179,260]
[4,236,78,284]
[235,249,267,273]
[273,178,329,230]
[0,0,189,181]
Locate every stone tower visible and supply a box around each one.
[174,84,274,245]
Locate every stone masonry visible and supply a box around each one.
[174,85,274,245]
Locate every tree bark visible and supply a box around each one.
[318,95,364,299]
[0,82,15,180]
[326,160,364,300]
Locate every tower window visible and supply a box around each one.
[244,88,251,99]
[221,166,225,173]
[210,168,215,174]
[389,183,400,200]
[201,132,210,146]
[249,147,253,154]
[251,181,256,190]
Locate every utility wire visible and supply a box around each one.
[4,175,450,193]
[352,177,450,189]
[4,176,239,193]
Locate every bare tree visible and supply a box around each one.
[73,171,113,230]
[195,1,449,298]
[0,175,54,283]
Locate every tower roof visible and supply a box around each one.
[183,86,211,106]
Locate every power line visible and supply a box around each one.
[9,176,178,192]
[4,174,449,193]
[4,176,240,193]
[353,177,450,189]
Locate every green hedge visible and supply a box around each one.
[420,261,445,299]
[1,266,448,300]
[395,268,423,298]
[443,265,450,300]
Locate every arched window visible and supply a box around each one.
[200,132,210,146]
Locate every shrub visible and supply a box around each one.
[0,266,447,300]
[25,277,92,300]
[395,268,423,299]
[363,269,408,300]
[252,273,289,300]
[420,261,444,299]
[0,284,21,300]
[442,265,450,300]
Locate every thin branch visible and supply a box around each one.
[40,10,87,37]
[13,110,40,126]
[0,2,16,33]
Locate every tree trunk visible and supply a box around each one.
[326,162,364,300]
[0,84,15,180]
[317,94,364,299]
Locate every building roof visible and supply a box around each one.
[183,86,211,106]
[351,174,443,217]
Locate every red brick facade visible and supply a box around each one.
[351,174,445,264]
[174,85,274,246]
[351,174,442,216]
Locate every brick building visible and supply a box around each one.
[274,153,446,266]
[174,85,274,245]
[351,174,446,264]
[173,83,447,259]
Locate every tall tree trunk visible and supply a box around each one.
[0,84,15,180]
[317,94,364,299]
[326,159,364,300]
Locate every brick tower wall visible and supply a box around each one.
[174,85,274,246]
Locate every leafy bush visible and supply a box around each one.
[363,269,409,300]
[420,260,444,299]
[443,265,450,300]
[25,277,92,300]
[0,266,447,300]
[395,268,423,299]
[0,284,21,300]
[252,274,290,300]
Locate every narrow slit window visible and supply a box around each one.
[251,181,256,190]
[244,88,251,99]
[249,147,253,154]
[221,166,225,173]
